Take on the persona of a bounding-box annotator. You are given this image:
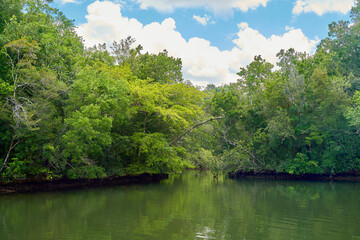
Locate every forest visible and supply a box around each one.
[1,0,360,181]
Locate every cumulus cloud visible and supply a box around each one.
[136,0,270,13]
[77,1,319,86]
[292,0,354,16]
[193,15,211,26]
[232,22,319,66]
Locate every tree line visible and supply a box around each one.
[1,0,360,181]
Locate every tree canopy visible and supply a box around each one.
[2,0,360,181]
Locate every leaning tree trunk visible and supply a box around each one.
[0,136,19,173]
[170,116,223,146]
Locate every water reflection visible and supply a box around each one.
[0,171,360,239]
[196,226,216,239]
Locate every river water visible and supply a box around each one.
[0,171,360,240]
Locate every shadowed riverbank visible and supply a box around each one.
[0,173,168,194]
[228,170,360,181]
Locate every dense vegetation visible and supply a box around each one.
[1,0,360,181]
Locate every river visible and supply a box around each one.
[0,171,360,239]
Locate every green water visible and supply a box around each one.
[1,171,360,240]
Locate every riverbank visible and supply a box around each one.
[228,170,360,181]
[0,173,169,194]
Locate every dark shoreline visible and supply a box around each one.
[228,170,360,181]
[3,170,360,195]
[0,173,169,194]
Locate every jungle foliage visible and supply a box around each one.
[1,0,360,181]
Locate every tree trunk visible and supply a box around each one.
[0,137,19,173]
[170,117,223,146]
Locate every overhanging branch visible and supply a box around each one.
[170,116,223,146]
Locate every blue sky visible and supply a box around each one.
[52,0,354,86]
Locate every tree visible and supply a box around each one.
[0,39,40,173]
[111,37,183,84]
[134,50,183,84]
[317,1,360,77]
[62,104,112,178]
[59,63,131,176]
[237,55,273,106]
[0,0,83,83]
[0,0,83,179]
[0,0,24,33]
[125,79,204,173]
[111,36,140,65]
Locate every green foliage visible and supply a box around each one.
[1,158,26,180]
[66,165,107,179]
[85,43,115,66]
[285,153,320,175]
[129,78,204,135]
[134,50,183,84]
[317,1,360,78]
[3,0,360,182]
[345,91,360,131]
[62,104,113,162]
[66,64,130,123]
[266,109,294,146]
[187,148,218,170]
[0,80,13,101]
[128,132,191,174]
[209,31,360,175]
[0,0,24,33]
[238,55,273,106]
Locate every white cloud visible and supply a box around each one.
[77,1,319,86]
[232,22,319,67]
[136,0,270,13]
[193,15,210,26]
[292,0,354,16]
